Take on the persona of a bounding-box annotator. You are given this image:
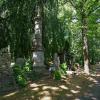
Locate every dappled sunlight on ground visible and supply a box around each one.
[2,91,19,98]
[0,74,100,100]
[70,90,80,94]
[87,77,99,83]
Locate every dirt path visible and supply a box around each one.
[0,65,100,100]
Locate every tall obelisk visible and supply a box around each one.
[32,3,45,72]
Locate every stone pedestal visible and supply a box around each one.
[32,51,45,73]
[33,51,44,66]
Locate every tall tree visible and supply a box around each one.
[43,0,70,64]
[67,0,99,74]
[0,0,35,59]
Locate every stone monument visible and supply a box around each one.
[32,4,45,72]
[0,47,17,92]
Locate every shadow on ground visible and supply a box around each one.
[0,74,100,100]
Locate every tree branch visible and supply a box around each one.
[87,0,99,16]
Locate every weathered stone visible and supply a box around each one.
[53,53,60,69]
[33,51,44,67]
[15,58,25,67]
[0,47,17,92]
[32,5,45,72]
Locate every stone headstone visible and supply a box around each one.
[53,53,60,69]
[15,58,25,67]
[0,47,17,92]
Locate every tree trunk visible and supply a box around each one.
[81,16,90,74]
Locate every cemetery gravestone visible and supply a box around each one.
[0,47,17,93]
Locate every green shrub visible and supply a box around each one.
[54,69,61,80]
[52,63,67,80]
[13,65,22,75]
[23,61,32,72]
[60,63,67,74]
[12,59,32,87]
[16,75,27,87]
[13,65,27,87]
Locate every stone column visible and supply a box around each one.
[32,4,45,72]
